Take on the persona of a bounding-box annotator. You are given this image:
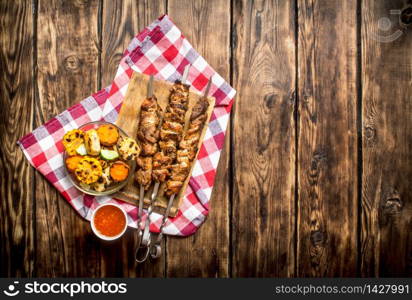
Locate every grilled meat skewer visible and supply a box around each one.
[137,96,162,156]
[135,75,161,263]
[135,76,163,190]
[152,67,191,183]
[165,79,211,196]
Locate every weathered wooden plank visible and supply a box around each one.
[166,0,231,277]
[101,0,167,277]
[361,0,412,277]
[35,0,101,276]
[297,0,358,276]
[232,0,296,277]
[0,0,35,277]
[101,0,166,87]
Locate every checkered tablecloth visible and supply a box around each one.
[17,15,235,236]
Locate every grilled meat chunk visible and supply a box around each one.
[152,81,190,183]
[137,96,162,156]
[152,152,172,182]
[135,156,153,190]
[135,95,162,189]
[165,96,209,196]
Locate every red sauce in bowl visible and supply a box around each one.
[93,205,126,237]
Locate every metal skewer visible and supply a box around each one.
[135,185,155,263]
[142,65,192,260]
[182,64,190,84]
[136,67,193,263]
[147,74,154,98]
[135,183,148,263]
[149,73,212,260]
[135,75,155,263]
[149,64,191,202]
[203,75,213,98]
[149,194,175,259]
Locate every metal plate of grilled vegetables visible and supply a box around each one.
[62,121,137,196]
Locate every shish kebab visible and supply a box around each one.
[148,76,213,260]
[164,78,212,197]
[135,74,162,203]
[135,66,191,262]
[151,64,191,200]
[134,75,162,263]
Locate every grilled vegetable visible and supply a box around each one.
[100,149,119,161]
[74,156,102,184]
[102,167,112,185]
[63,129,84,156]
[92,167,112,192]
[92,181,106,192]
[98,158,109,170]
[97,124,119,146]
[76,144,87,156]
[117,137,140,161]
[65,155,83,173]
[110,161,129,182]
[84,129,101,156]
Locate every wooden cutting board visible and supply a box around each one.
[113,72,215,217]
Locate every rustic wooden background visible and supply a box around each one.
[1,0,411,277]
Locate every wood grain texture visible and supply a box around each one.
[101,0,166,87]
[101,0,167,277]
[3,0,412,278]
[232,0,296,277]
[297,0,358,277]
[361,0,412,277]
[166,0,231,277]
[0,0,35,277]
[35,0,101,276]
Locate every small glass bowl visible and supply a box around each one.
[63,121,136,196]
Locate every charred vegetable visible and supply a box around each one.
[117,136,141,161]
[97,124,119,146]
[74,156,102,184]
[84,129,101,156]
[63,129,84,156]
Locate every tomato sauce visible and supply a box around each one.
[93,205,126,237]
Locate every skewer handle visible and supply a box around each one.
[138,184,145,221]
[149,193,176,259]
[147,75,154,98]
[135,182,160,263]
[202,76,213,98]
[135,242,150,263]
[134,184,146,263]
[182,64,191,85]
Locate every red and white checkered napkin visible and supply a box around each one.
[17,15,235,236]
